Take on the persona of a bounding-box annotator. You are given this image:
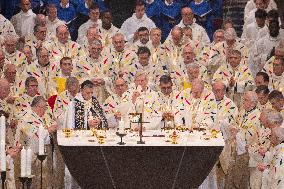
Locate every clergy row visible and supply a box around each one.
[0,0,283,189]
[1,0,223,42]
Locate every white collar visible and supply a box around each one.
[20,9,34,16]
[146,0,154,4]
[85,2,89,9]
[194,0,204,5]
[60,3,70,8]
[75,93,85,102]
[165,0,173,6]
[134,13,146,21]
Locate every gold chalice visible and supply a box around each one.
[170,131,179,144]
[96,129,107,144]
[211,129,220,138]
[63,128,72,138]
[90,127,97,137]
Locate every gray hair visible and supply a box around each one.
[267,110,283,125]
[186,63,200,70]
[245,91,258,104]
[135,70,147,79]
[113,33,126,41]
[214,29,225,36]
[212,80,226,91]
[66,77,79,88]
[4,34,19,42]
[89,39,102,46]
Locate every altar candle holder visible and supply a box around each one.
[1,171,6,189]
[36,154,47,189]
[129,113,148,144]
[19,176,32,189]
[116,132,127,145]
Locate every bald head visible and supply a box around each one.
[191,79,204,99]
[56,25,69,44]
[0,78,11,99]
[181,7,194,26]
[4,64,16,83]
[112,33,125,52]
[21,0,31,12]
[171,26,183,45]
[114,77,128,97]
[242,91,258,110]
[4,35,18,54]
[212,81,226,101]
[183,44,195,64]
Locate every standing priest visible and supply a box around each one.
[64,80,108,130]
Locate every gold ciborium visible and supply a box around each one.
[170,131,179,144]
[211,129,220,138]
[96,129,106,144]
[63,128,72,138]
[90,127,97,137]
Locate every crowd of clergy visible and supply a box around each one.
[0,0,284,188]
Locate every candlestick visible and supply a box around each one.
[1,171,6,189]
[0,116,5,142]
[0,141,5,172]
[37,154,47,189]
[21,148,27,177]
[19,176,27,189]
[26,149,32,176]
[38,125,45,156]
[0,116,5,170]
[118,120,125,134]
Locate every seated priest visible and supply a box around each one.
[255,85,272,111]
[126,46,166,89]
[121,71,162,130]
[270,57,284,93]
[64,80,108,129]
[103,77,129,128]
[14,76,40,118]
[180,78,217,130]
[15,96,58,189]
[157,75,184,129]
[268,90,284,121]
[213,49,254,107]
[49,57,81,96]
[255,71,270,88]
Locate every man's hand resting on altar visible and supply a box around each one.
[88,117,102,128]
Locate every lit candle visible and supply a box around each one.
[38,125,45,155]
[0,116,5,172]
[21,148,27,177]
[26,148,32,176]
[0,116,5,142]
[0,140,6,171]
[118,120,125,134]
[66,102,74,129]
